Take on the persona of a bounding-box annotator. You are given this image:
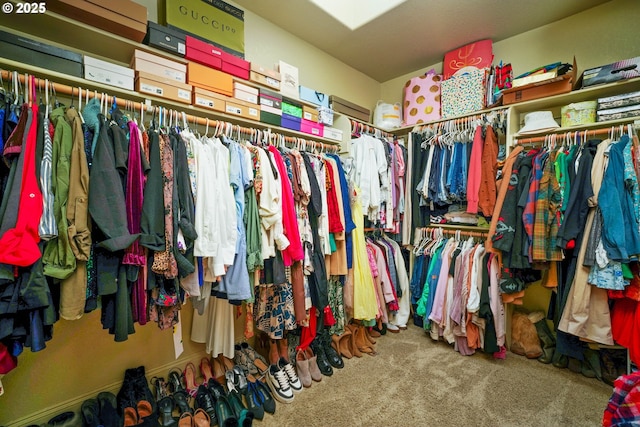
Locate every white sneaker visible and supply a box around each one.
[278,357,303,393]
[267,364,294,403]
[386,323,400,333]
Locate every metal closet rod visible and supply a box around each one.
[0,70,340,153]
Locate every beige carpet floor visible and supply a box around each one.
[258,325,613,427]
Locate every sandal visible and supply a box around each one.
[225,366,248,393]
[183,362,199,397]
[200,357,215,384]
[168,369,193,415]
[212,357,226,383]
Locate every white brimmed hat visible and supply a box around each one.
[518,111,560,134]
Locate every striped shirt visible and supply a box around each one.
[38,118,57,239]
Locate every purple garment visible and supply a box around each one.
[123,122,146,265]
[123,122,147,324]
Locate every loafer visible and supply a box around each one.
[81,399,100,427]
[255,380,276,414]
[96,392,120,427]
[47,411,82,427]
[243,382,265,420]
[194,384,218,425]
[227,390,254,427]
[214,394,239,427]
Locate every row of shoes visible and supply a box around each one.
[148,356,275,427]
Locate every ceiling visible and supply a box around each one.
[232,0,611,82]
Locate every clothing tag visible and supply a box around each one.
[173,311,184,359]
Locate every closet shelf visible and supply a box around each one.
[509,76,640,112]
[0,57,341,146]
[3,7,151,67]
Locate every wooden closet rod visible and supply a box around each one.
[0,70,340,153]
[515,125,636,145]
[412,108,509,132]
[422,227,488,239]
[350,118,395,138]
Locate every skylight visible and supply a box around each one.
[309,0,408,30]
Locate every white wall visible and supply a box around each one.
[380,0,640,105]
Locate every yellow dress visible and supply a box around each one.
[350,187,380,321]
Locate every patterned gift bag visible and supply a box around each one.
[403,69,442,125]
[440,68,487,119]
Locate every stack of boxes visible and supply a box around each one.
[282,98,303,131]
[259,89,282,126]
[596,91,640,122]
[131,49,190,103]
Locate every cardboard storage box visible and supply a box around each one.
[225,98,260,120]
[250,64,281,90]
[84,55,134,90]
[282,98,303,118]
[143,22,186,57]
[323,126,343,142]
[598,91,640,110]
[49,0,147,42]
[260,109,282,126]
[581,57,640,88]
[131,49,186,84]
[330,95,370,122]
[260,89,282,109]
[187,62,233,97]
[561,101,596,127]
[0,30,83,78]
[301,118,323,137]
[282,113,301,131]
[233,82,259,104]
[303,105,319,122]
[185,36,250,79]
[135,70,192,104]
[193,87,229,113]
[299,85,330,108]
[597,104,640,122]
[503,59,577,105]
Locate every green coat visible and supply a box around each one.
[42,107,76,279]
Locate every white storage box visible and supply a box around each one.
[84,55,134,90]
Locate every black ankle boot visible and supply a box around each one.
[311,339,333,376]
[116,368,137,414]
[322,329,344,369]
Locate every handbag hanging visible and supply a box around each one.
[403,69,442,125]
